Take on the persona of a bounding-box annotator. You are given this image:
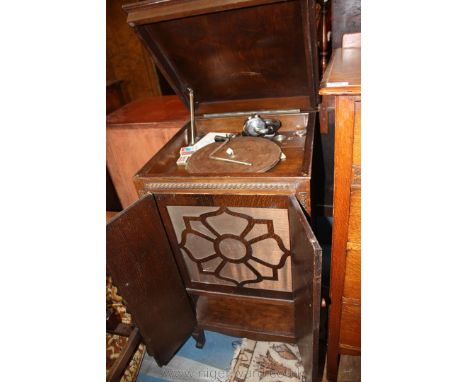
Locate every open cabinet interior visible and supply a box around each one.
[107,192,321,381]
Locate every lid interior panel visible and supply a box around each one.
[133,1,316,111]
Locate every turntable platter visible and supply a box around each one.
[186,136,282,174]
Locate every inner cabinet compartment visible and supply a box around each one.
[107,191,321,380]
[193,292,296,341]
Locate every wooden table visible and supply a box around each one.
[319,34,361,381]
[106,96,189,208]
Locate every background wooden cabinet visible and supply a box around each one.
[319,35,361,382]
[107,0,161,101]
[106,96,189,209]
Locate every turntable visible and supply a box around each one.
[187,136,282,173]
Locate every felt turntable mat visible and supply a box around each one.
[187,137,282,174]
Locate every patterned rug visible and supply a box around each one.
[106,334,146,382]
[107,275,146,382]
[227,339,305,382]
[137,331,240,382]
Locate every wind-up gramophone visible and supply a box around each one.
[107,1,322,381]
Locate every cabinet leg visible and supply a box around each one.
[191,327,206,349]
[326,352,339,381]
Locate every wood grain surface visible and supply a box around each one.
[106,96,189,208]
[106,195,196,366]
[125,0,319,111]
[319,45,361,96]
[106,95,188,126]
[321,43,360,381]
[196,294,296,341]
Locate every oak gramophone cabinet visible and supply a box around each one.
[107,1,323,381]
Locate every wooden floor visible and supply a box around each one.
[315,339,360,381]
[320,355,361,382]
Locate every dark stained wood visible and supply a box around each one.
[124,0,319,112]
[107,2,324,380]
[311,107,334,216]
[317,0,331,74]
[187,286,293,304]
[125,0,291,25]
[197,96,313,115]
[197,113,308,133]
[119,0,320,215]
[191,327,206,349]
[319,95,335,135]
[133,112,316,214]
[106,309,134,336]
[135,114,312,178]
[107,322,134,337]
[300,112,317,180]
[289,196,322,382]
[319,42,360,381]
[106,194,197,366]
[300,0,321,108]
[106,167,122,212]
[152,192,321,381]
[331,0,361,49]
[196,294,296,341]
[107,327,142,382]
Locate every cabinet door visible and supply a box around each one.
[288,195,322,382]
[107,194,196,366]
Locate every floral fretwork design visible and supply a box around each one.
[179,207,291,287]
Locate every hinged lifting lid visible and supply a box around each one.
[124,0,320,114]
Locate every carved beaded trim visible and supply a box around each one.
[297,191,309,210]
[144,182,294,191]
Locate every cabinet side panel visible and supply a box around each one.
[107,194,196,365]
[327,95,359,380]
[288,196,322,382]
